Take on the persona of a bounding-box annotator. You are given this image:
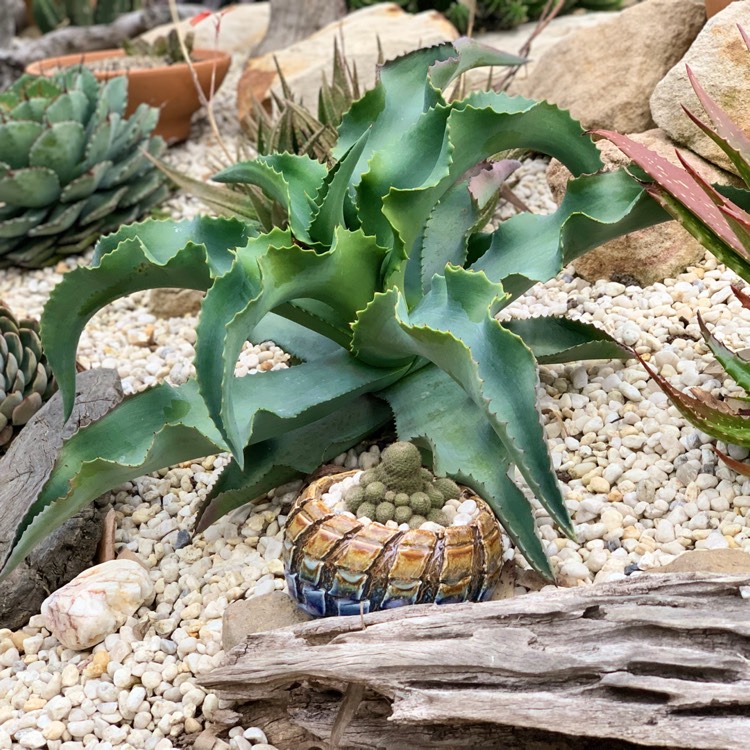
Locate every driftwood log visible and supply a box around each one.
[202,573,750,750]
[252,0,347,56]
[0,5,200,88]
[0,368,123,629]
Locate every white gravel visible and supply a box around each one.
[2,53,750,750]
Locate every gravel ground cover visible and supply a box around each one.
[1,55,750,750]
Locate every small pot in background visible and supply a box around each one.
[26,48,231,145]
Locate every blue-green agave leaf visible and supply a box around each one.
[42,216,255,419]
[195,395,392,530]
[502,317,631,364]
[212,153,327,242]
[381,366,553,580]
[353,266,572,537]
[195,226,391,458]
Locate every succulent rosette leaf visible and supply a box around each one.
[0,39,668,581]
[596,25,750,463]
[0,304,57,452]
[0,67,167,268]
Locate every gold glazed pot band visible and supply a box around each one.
[283,470,504,617]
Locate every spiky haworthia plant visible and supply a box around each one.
[0,67,168,268]
[0,303,57,453]
[0,39,668,581]
[596,26,750,468]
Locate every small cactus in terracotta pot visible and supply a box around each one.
[283,442,504,617]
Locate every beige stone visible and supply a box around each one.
[646,548,750,574]
[512,0,706,133]
[651,1,750,175]
[41,560,154,651]
[139,3,270,55]
[222,591,312,651]
[547,128,740,285]
[147,288,204,318]
[237,3,458,123]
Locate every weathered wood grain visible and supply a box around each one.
[202,573,750,749]
[0,369,122,629]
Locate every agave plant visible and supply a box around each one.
[0,303,57,453]
[0,67,168,268]
[596,25,750,466]
[0,38,667,581]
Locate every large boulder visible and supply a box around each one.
[0,369,123,630]
[139,3,270,54]
[650,1,750,175]
[511,0,706,133]
[547,129,740,285]
[236,3,458,123]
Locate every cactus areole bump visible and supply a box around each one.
[284,443,504,616]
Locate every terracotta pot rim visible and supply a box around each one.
[25,48,231,79]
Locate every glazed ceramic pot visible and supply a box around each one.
[25,48,231,145]
[284,470,504,617]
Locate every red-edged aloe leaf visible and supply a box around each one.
[195,395,391,531]
[719,202,750,254]
[714,445,750,477]
[698,311,750,392]
[636,350,750,447]
[381,365,554,581]
[682,105,750,189]
[42,216,254,420]
[733,284,750,310]
[672,151,750,256]
[684,63,750,184]
[596,130,747,259]
[468,159,522,208]
[502,316,630,364]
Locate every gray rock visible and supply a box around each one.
[651,1,750,175]
[222,591,313,651]
[512,0,706,133]
[0,369,124,630]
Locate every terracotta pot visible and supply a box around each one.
[284,470,504,617]
[25,49,231,145]
[705,0,735,18]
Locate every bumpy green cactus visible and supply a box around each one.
[350,442,467,526]
[32,0,141,34]
[0,67,168,268]
[0,304,57,453]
